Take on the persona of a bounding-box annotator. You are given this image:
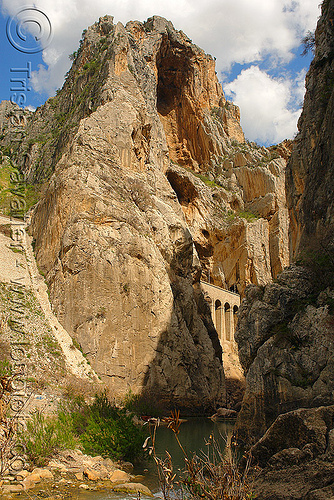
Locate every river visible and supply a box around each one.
[77,417,235,500]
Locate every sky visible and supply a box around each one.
[0,0,320,146]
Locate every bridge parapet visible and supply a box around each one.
[200,281,240,345]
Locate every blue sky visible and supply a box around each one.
[0,13,48,109]
[0,0,319,145]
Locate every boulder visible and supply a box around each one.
[211,407,237,420]
[21,473,41,491]
[103,457,116,470]
[2,484,24,494]
[109,469,132,483]
[16,469,30,480]
[112,482,153,497]
[32,468,54,479]
[248,406,334,500]
[83,468,100,481]
[121,461,134,473]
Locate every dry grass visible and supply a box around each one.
[144,410,254,500]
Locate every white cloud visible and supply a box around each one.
[1,0,320,140]
[224,65,305,144]
[2,0,320,87]
[293,68,307,106]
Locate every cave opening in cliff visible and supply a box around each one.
[166,170,197,205]
[156,35,192,116]
[156,34,204,168]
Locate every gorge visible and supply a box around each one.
[0,1,333,498]
[0,12,291,411]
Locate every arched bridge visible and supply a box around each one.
[200,281,240,344]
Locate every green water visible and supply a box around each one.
[79,417,235,499]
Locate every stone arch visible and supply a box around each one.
[224,302,231,341]
[215,299,222,340]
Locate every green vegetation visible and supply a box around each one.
[9,246,24,254]
[0,360,12,378]
[19,410,77,467]
[0,162,40,217]
[71,337,83,352]
[225,209,259,223]
[301,30,315,57]
[226,209,236,222]
[41,332,63,358]
[210,106,223,122]
[197,173,217,187]
[99,36,109,51]
[83,60,100,75]
[189,170,222,188]
[238,210,259,222]
[19,392,147,467]
[73,392,146,461]
[0,163,15,215]
[69,50,78,61]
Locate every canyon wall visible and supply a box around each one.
[235,0,334,447]
[0,15,292,410]
[25,16,231,411]
[286,0,334,260]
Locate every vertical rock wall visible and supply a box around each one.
[235,0,334,441]
[286,0,334,260]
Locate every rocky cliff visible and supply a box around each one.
[2,15,236,411]
[0,15,292,410]
[286,0,334,260]
[235,264,334,441]
[234,2,334,496]
[250,405,334,499]
[167,140,291,295]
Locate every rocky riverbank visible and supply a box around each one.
[0,449,153,498]
[249,405,334,500]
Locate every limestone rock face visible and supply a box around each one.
[234,155,290,280]
[286,0,334,260]
[0,14,292,410]
[166,145,290,296]
[26,15,232,410]
[235,265,334,441]
[234,0,334,448]
[249,406,334,500]
[0,101,32,156]
[2,16,290,300]
[15,15,243,185]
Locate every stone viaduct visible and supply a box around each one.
[200,281,240,345]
